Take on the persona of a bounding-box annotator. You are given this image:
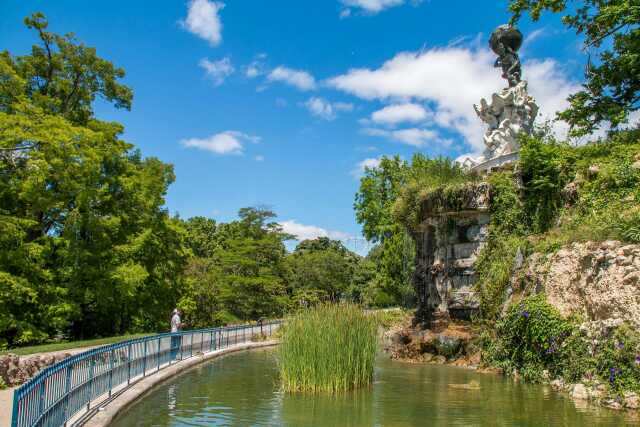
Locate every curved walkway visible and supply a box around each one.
[1,346,106,427]
[82,340,277,427]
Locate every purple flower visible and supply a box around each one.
[521,311,530,319]
[615,341,625,350]
[635,355,640,366]
[609,367,621,384]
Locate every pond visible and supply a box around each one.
[112,348,637,426]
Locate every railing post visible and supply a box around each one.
[108,349,114,398]
[127,342,133,385]
[62,364,72,426]
[178,334,183,361]
[38,379,46,420]
[200,331,204,354]
[190,334,193,358]
[142,341,148,377]
[10,388,19,427]
[157,337,161,371]
[87,355,95,409]
[210,330,214,352]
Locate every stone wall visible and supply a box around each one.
[0,352,71,387]
[413,183,490,324]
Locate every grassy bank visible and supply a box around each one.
[279,304,378,393]
[0,333,151,356]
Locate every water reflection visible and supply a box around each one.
[112,349,637,427]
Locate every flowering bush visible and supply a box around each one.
[483,294,640,397]
[485,294,572,382]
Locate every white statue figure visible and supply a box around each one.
[464,26,539,170]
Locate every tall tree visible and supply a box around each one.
[509,0,640,136]
[0,13,185,346]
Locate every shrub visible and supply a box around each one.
[487,295,572,382]
[278,304,378,393]
[484,294,640,395]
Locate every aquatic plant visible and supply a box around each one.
[278,303,378,393]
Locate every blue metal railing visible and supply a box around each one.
[11,321,281,427]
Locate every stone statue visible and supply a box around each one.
[464,25,539,171]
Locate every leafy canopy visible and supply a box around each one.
[509,0,640,136]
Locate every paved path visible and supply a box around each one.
[0,346,98,427]
[0,387,14,427]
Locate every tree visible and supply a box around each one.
[288,248,355,303]
[354,155,408,243]
[4,13,133,125]
[509,0,640,136]
[178,207,291,326]
[0,13,185,346]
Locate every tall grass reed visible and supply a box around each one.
[278,303,378,393]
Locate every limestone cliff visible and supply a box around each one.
[521,241,640,329]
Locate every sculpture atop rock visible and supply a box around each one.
[463,25,539,172]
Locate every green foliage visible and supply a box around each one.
[474,172,529,319]
[519,129,640,248]
[484,295,640,395]
[392,157,477,231]
[364,228,415,307]
[475,236,528,320]
[0,333,150,356]
[287,247,355,302]
[0,13,186,346]
[179,207,291,328]
[593,324,640,395]
[278,304,378,393]
[519,135,574,232]
[485,295,573,382]
[354,154,470,309]
[374,308,411,328]
[354,155,407,243]
[509,0,640,137]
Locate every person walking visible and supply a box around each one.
[170,308,182,360]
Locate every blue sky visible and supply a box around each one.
[1,0,587,253]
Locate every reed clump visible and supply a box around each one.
[278,303,378,393]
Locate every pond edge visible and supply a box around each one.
[81,340,278,427]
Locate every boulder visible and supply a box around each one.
[624,392,639,409]
[570,383,589,400]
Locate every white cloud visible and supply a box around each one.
[246,65,261,78]
[182,0,224,46]
[245,54,267,78]
[362,127,450,148]
[279,220,352,241]
[329,43,580,153]
[267,66,316,91]
[340,0,405,14]
[255,155,265,161]
[351,157,382,178]
[199,57,234,86]
[180,131,260,155]
[303,97,354,120]
[371,103,429,125]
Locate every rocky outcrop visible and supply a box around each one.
[383,321,481,367]
[524,241,640,328]
[0,352,72,387]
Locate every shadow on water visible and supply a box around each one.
[111,348,638,426]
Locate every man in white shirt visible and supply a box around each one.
[170,309,182,360]
[171,309,181,333]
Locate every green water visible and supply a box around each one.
[112,348,637,426]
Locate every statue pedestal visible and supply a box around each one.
[470,152,520,173]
